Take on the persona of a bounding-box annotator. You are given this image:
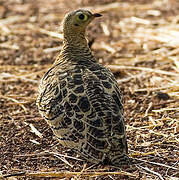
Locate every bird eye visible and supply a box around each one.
[76,13,88,21]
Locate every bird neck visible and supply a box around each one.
[57,31,95,63]
[63,31,88,49]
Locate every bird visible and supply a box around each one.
[36,9,129,166]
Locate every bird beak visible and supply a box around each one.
[93,13,102,18]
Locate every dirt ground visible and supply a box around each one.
[0,0,179,179]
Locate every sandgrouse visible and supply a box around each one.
[37,9,129,165]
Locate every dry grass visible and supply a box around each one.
[0,0,179,179]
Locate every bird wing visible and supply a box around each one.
[36,62,127,162]
[81,63,128,161]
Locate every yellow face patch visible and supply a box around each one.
[76,12,88,22]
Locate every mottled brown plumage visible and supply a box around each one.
[37,9,129,165]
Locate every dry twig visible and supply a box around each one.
[2,170,136,178]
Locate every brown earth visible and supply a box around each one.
[0,0,179,179]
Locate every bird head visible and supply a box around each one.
[62,9,102,36]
